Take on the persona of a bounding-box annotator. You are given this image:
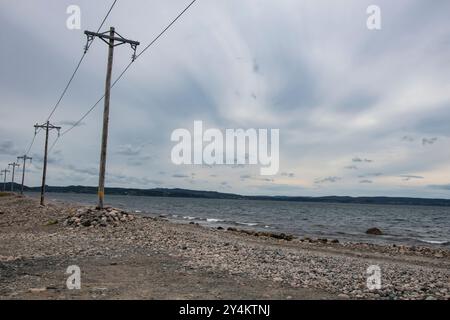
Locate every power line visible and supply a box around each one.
[136,0,198,60]
[24,0,119,157]
[45,0,119,122]
[97,0,119,33]
[48,135,60,154]
[45,54,85,122]
[24,127,40,156]
[59,94,105,137]
[55,0,198,142]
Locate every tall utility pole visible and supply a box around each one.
[84,27,139,209]
[8,162,20,192]
[1,169,10,192]
[17,155,32,195]
[34,121,61,206]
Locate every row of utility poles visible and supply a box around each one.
[2,121,60,207]
[0,156,32,194]
[1,121,60,207]
[2,27,139,209]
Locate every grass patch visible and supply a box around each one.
[45,219,59,226]
[0,192,12,197]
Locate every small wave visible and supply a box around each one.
[183,216,196,220]
[206,218,224,223]
[417,239,449,245]
[134,210,142,213]
[236,222,258,227]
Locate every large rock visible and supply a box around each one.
[366,227,383,235]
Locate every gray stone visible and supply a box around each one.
[366,228,383,235]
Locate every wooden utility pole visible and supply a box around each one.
[84,27,139,209]
[1,169,10,192]
[98,26,114,211]
[17,155,32,195]
[34,121,61,206]
[8,162,20,192]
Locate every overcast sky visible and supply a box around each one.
[1,0,450,198]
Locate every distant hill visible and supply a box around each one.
[4,182,449,207]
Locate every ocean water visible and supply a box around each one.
[27,192,450,248]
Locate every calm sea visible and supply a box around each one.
[27,192,450,248]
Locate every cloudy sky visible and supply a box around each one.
[1,0,450,198]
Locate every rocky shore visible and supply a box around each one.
[0,194,449,300]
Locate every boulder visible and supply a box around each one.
[366,227,383,235]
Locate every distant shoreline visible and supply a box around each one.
[11,182,450,207]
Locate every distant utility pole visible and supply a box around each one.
[84,27,139,209]
[17,155,32,195]
[34,121,61,206]
[1,169,10,192]
[8,162,20,192]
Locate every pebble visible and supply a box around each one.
[29,287,47,293]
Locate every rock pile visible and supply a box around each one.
[226,227,295,241]
[63,207,135,228]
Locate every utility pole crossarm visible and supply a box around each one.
[84,28,140,61]
[84,30,140,46]
[34,123,62,131]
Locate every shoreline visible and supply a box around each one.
[25,191,450,249]
[1,193,449,300]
